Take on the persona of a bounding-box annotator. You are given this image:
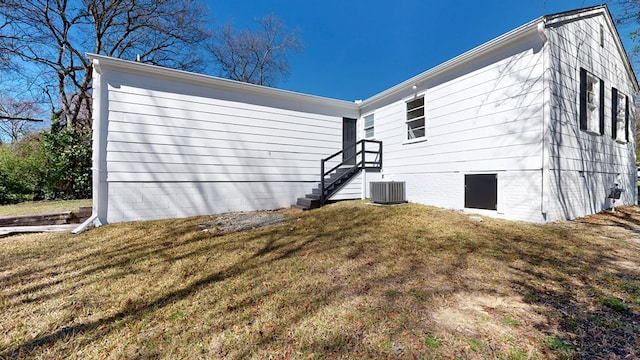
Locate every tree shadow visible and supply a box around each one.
[0,205,390,357]
[2,203,639,358]
[546,13,636,221]
[497,212,640,358]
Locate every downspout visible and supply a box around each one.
[354,100,367,200]
[538,21,551,221]
[72,212,101,234]
[73,58,107,234]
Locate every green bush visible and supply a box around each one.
[0,125,92,204]
[41,127,92,200]
[0,133,48,204]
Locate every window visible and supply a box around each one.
[611,88,629,143]
[364,114,374,138]
[579,68,604,135]
[406,96,425,140]
[600,24,605,47]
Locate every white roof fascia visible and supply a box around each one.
[360,17,545,109]
[87,53,360,114]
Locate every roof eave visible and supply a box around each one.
[87,53,360,112]
[361,16,544,107]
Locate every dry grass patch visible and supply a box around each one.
[0,199,91,216]
[1,201,639,359]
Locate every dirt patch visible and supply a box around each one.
[196,209,288,235]
[572,207,640,233]
[432,293,545,336]
[554,206,640,284]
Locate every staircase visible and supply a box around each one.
[295,140,382,210]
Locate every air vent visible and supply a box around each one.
[370,181,406,204]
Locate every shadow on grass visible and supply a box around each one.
[1,206,393,357]
[1,224,221,304]
[1,202,639,358]
[477,209,640,358]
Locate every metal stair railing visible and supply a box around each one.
[320,139,382,206]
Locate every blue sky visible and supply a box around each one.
[209,0,636,101]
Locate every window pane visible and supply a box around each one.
[617,94,626,118]
[407,107,424,120]
[587,78,597,108]
[617,93,626,141]
[406,96,426,140]
[585,74,600,133]
[407,118,425,139]
[408,127,425,139]
[365,127,374,138]
[364,114,374,128]
[617,117,626,140]
[407,97,424,111]
[408,118,424,128]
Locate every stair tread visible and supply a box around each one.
[296,197,319,204]
[296,162,366,210]
[295,196,320,210]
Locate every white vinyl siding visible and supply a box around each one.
[360,30,546,222]
[105,89,342,182]
[546,11,636,221]
[96,63,357,222]
[406,97,425,140]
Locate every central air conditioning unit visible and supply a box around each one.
[370,181,406,204]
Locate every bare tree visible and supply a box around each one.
[0,0,209,130]
[615,1,640,64]
[0,97,43,143]
[208,14,303,86]
[0,19,13,71]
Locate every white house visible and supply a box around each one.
[75,5,637,232]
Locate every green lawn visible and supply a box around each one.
[0,199,91,217]
[0,201,638,359]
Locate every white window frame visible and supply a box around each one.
[364,113,374,139]
[585,72,601,134]
[615,91,628,143]
[406,96,426,141]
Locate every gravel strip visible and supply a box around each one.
[197,211,286,235]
